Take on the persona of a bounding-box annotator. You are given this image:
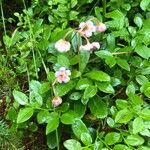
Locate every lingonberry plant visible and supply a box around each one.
[1,0,150,149]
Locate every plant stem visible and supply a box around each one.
[102,0,106,21]
[0,2,6,35]
[37,49,48,75]
[22,0,38,79]
[56,128,60,150]
[112,52,130,55]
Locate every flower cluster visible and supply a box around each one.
[79,20,106,37]
[54,19,106,53]
[52,19,106,107]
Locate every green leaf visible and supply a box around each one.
[47,132,57,149]
[94,7,102,21]
[57,54,70,67]
[126,84,135,96]
[55,81,76,96]
[125,135,144,146]
[104,132,120,145]
[113,144,129,150]
[13,90,28,105]
[30,91,43,107]
[115,108,133,123]
[85,71,110,82]
[79,52,90,73]
[107,117,115,128]
[97,82,115,94]
[29,80,41,92]
[140,109,150,120]
[81,132,92,145]
[6,107,17,121]
[140,0,150,11]
[37,110,50,124]
[136,75,148,85]
[89,97,108,119]
[64,139,81,150]
[73,102,86,118]
[95,50,113,59]
[116,99,128,109]
[71,0,77,8]
[106,10,124,29]
[46,112,59,135]
[17,108,34,123]
[134,16,143,28]
[71,32,82,52]
[128,94,143,106]
[71,70,81,78]
[61,110,78,125]
[140,82,150,98]
[83,86,97,99]
[116,58,130,71]
[69,92,81,101]
[72,119,89,139]
[39,82,51,94]
[135,45,150,59]
[76,78,92,90]
[133,117,144,134]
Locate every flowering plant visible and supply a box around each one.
[1,0,150,149]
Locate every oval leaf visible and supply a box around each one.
[17,107,34,123]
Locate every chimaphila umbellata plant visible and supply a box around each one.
[2,0,150,149]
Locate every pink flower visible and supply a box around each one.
[79,43,93,51]
[55,39,71,52]
[79,42,100,51]
[91,42,100,49]
[96,23,107,32]
[55,67,71,83]
[79,20,96,37]
[52,97,62,107]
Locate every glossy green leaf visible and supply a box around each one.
[117,58,130,71]
[115,108,133,123]
[37,110,50,124]
[125,135,144,146]
[46,112,59,135]
[81,132,92,145]
[140,82,150,98]
[13,90,28,105]
[134,16,143,28]
[83,86,97,99]
[128,94,143,106]
[97,82,115,94]
[64,139,81,150]
[72,119,89,139]
[85,71,110,82]
[79,51,90,73]
[133,117,144,134]
[47,132,57,149]
[76,78,92,90]
[104,132,120,145]
[140,0,150,11]
[61,110,78,125]
[17,107,34,123]
[55,81,76,96]
[89,97,108,119]
[57,54,70,67]
[136,75,149,85]
[140,109,150,120]
[135,45,150,59]
[113,144,129,150]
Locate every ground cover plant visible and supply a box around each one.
[0,0,150,149]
